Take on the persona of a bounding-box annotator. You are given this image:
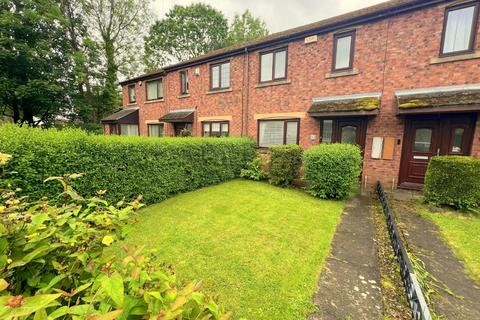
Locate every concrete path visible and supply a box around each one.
[393,199,480,319]
[309,194,383,320]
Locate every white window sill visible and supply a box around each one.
[144,99,165,104]
[255,79,291,88]
[206,88,232,95]
[325,69,359,79]
[430,52,480,65]
[177,94,190,99]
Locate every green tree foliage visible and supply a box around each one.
[144,3,229,71]
[0,0,73,125]
[227,10,269,45]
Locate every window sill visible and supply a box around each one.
[430,52,480,65]
[177,94,190,99]
[144,99,164,104]
[325,69,359,79]
[206,88,232,95]
[255,79,291,88]
[127,103,137,107]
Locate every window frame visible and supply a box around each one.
[145,78,164,101]
[257,118,300,148]
[179,70,189,95]
[259,47,288,83]
[147,123,164,137]
[209,60,230,91]
[332,30,356,72]
[128,84,136,103]
[202,121,229,137]
[439,2,479,57]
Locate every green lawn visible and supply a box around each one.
[419,206,480,283]
[107,179,344,319]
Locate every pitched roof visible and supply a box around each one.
[159,109,195,122]
[101,108,139,123]
[120,0,446,85]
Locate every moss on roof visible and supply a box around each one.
[398,91,480,109]
[309,97,380,113]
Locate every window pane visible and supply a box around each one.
[181,71,188,93]
[341,125,357,144]
[260,53,273,82]
[443,6,475,53]
[452,128,464,152]
[286,121,298,144]
[211,66,220,88]
[157,80,163,98]
[120,124,139,136]
[274,50,286,79]
[148,124,164,137]
[129,86,135,102]
[335,35,352,69]
[221,123,229,136]
[414,128,432,152]
[259,121,284,147]
[210,122,221,137]
[322,120,333,143]
[221,63,230,88]
[146,81,158,100]
[203,123,210,137]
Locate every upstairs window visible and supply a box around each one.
[333,30,355,71]
[210,61,230,90]
[202,121,229,137]
[260,48,287,82]
[146,79,163,101]
[441,2,479,56]
[128,85,136,103]
[180,70,189,95]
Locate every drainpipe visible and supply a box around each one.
[242,47,250,137]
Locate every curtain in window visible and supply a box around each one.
[221,63,230,88]
[286,121,298,144]
[120,124,139,136]
[260,53,273,82]
[274,51,286,79]
[443,6,475,53]
[259,121,284,147]
[335,36,352,69]
[211,66,220,88]
[148,124,164,137]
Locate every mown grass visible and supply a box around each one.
[419,206,480,284]
[107,179,344,319]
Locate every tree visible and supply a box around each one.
[227,10,269,45]
[144,3,229,71]
[81,0,152,118]
[0,0,74,125]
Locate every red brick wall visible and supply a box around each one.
[118,1,480,187]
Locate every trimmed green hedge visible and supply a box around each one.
[303,144,362,199]
[424,156,480,209]
[269,145,303,187]
[0,125,256,204]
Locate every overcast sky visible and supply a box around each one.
[151,0,386,33]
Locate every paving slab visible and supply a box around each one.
[309,194,383,320]
[393,199,480,319]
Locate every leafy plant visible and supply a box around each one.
[179,128,193,137]
[240,157,267,181]
[268,145,303,187]
[303,144,362,199]
[424,156,480,210]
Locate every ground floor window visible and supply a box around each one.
[203,121,229,137]
[120,124,139,136]
[258,119,299,148]
[148,123,164,137]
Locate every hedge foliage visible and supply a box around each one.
[424,156,480,209]
[269,145,303,186]
[0,125,256,204]
[303,144,362,199]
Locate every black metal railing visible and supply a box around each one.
[376,181,432,320]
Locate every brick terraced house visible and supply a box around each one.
[102,0,480,189]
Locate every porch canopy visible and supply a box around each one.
[159,109,195,123]
[308,92,381,117]
[396,83,480,115]
[101,107,139,124]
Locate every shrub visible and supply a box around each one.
[0,171,230,319]
[304,144,362,199]
[424,156,480,209]
[0,125,256,204]
[269,145,303,187]
[240,156,267,181]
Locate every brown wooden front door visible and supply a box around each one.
[399,114,476,188]
[320,117,368,150]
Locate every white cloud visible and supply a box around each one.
[151,0,385,33]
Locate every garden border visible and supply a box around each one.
[375,181,432,320]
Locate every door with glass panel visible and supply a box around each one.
[320,118,367,150]
[399,114,476,187]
